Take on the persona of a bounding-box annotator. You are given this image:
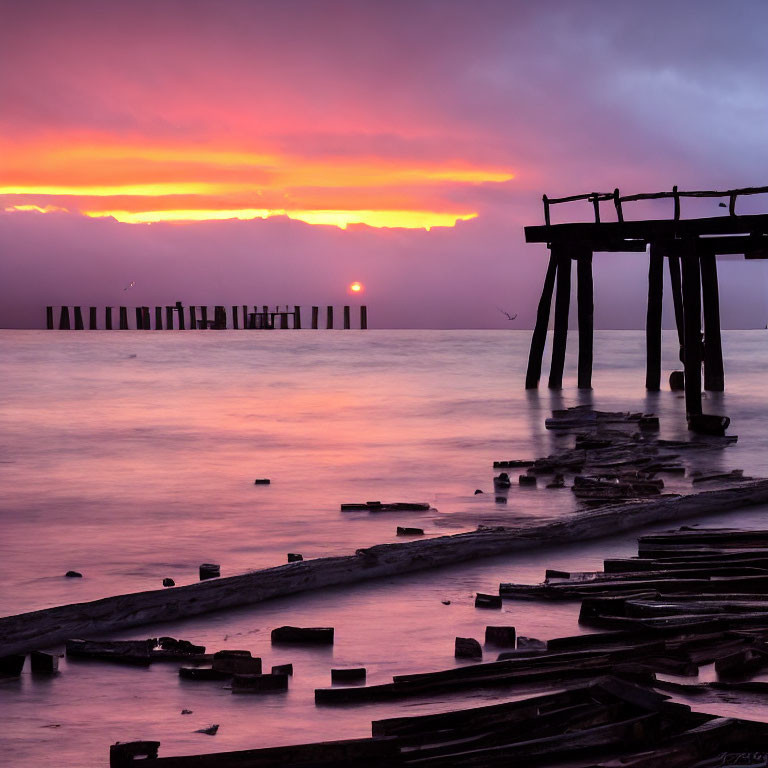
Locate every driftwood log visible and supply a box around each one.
[4,480,768,656]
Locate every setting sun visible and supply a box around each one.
[349,282,363,293]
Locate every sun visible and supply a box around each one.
[349,281,364,294]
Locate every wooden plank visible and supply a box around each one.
[525,212,768,244]
[645,245,663,390]
[548,246,571,389]
[525,252,557,388]
[681,248,702,415]
[577,249,594,389]
[5,480,768,656]
[700,253,724,391]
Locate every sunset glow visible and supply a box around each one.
[0,138,512,230]
[349,282,363,293]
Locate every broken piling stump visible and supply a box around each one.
[475,593,502,609]
[30,650,59,673]
[0,654,25,678]
[231,672,289,693]
[455,637,482,659]
[485,626,516,647]
[331,667,366,683]
[211,651,262,675]
[198,563,220,581]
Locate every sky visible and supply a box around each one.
[2,0,768,328]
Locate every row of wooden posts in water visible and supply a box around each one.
[45,303,368,330]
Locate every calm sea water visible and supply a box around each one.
[2,329,768,766]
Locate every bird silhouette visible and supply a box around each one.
[497,307,517,321]
[123,281,135,291]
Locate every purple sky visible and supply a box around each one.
[2,0,768,328]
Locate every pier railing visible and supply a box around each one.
[45,303,368,330]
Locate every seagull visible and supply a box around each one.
[123,281,135,291]
[497,307,518,321]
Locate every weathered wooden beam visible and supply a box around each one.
[525,212,768,244]
[576,249,594,389]
[700,254,724,391]
[667,253,685,352]
[548,246,571,389]
[525,253,558,389]
[645,245,664,390]
[5,480,768,656]
[681,247,703,416]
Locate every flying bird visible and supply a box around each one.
[123,281,135,291]
[497,307,517,321]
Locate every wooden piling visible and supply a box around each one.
[294,306,301,329]
[176,302,185,330]
[343,305,351,329]
[200,306,208,329]
[46,306,54,330]
[214,306,226,329]
[280,311,289,329]
[135,307,143,330]
[165,306,173,330]
[681,245,703,416]
[668,253,685,355]
[525,253,558,388]
[327,306,334,329]
[576,249,594,389]
[155,307,163,330]
[645,245,664,390]
[548,246,571,389]
[701,253,724,391]
[242,305,248,329]
[188,306,195,330]
[311,306,319,329]
[360,305,368,330]
[119,307,128,330]
[142,306,151,330]
[72,306,83,330]
[232,305,239,329]
[89,307,97,330]
[59,306,71,330]
[105,307,113,330]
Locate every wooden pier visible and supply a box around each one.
[45,304,368,331]
[524,185,768,422]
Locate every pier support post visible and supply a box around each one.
[242,305,248,329]
[143,307,151,330]
[232,305,239,329]
[548,246,571,389]
[46,306,54,329]
[681,244,703,416]
[525,252,558,388]
[165,306,173,330]
[343,305,351,329]
[645,244,664,390]
[135,307,143,330]
[668,253,685,361]
[89,307,97,330]
[119,307,128,330]
[360,305,368,330]
[311,306,319,329]
[105,307,113,330]
[155,307,163,330]
[576,248,594,389]
[200,306,208,329]
[59,306,71,330]
[189,306,196,330]
[176,302,185,330]
[327,306,334,329]
[701,253,724,391]
[294,306,301,329]
[74,306,84,330]
[214,306,226,329]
